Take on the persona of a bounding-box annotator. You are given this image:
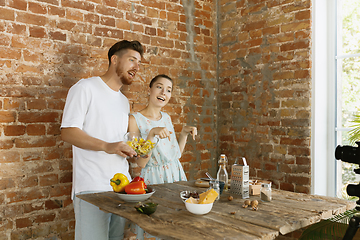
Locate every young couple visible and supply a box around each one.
[61,40,197,240]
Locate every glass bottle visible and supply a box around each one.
[208,180,220,201]
[217,154,229,191]
[260,183,272,202]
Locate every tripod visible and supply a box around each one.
[343,210,360,240]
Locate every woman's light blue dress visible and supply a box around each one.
[130,112,187,240]
[132,111,187,185]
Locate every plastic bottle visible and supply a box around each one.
[217,154,229,191]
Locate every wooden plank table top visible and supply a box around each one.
[77,181,356,240]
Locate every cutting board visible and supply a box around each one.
[194,179,210,188]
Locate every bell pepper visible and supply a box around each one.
[124,181,146,194]
[110,173,130,192]
[132,176,144,182]
[131,176,147,189]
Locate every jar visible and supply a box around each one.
[260,183,272,202]
[208,180,220,201]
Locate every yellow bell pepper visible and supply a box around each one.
[110,173,130,192]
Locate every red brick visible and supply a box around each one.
[100,16,115,27]
[7,188,47,203]
[167,12,179,21]
[15,136,57,148]
[126,13,152,25]
[281,20,311,32]
[11,229,32,239]
[0,178,16,190]
[295,10,311,20]
[62,0,94,11]
[142,0,165,9]
[8,0,27,10]
[0,111,16,122]
[59,171,72,183]
[19,175,38,188]
[16,218,33,229]
[29,26,47,38]
[48,5,65,17]
[4,125,26,136]
[39,174,58,186]
[287,175,310,186]
[24,202,44,214]
[0,46,21,59]
[34,213,56,223]
[49,184,72,197]
[96,4,123,18]
[49,31,67,41]
[27,124,46,135]
[0,139,14,149]
[29,2,47,14]
[16,12,47,26]
[94,26,123,38]
[18,112,58,123]
[45,199,63,210]
[0,8,15,20]
[103,0,117,8]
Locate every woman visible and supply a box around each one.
[129,74,197,185]
[128,74,197,240]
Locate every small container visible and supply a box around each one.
[260,183,272,202]
[208,180,220,201]
[217,154,229,191]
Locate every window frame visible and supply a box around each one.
[312,0,337,197]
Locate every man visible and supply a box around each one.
[61,40,143,240]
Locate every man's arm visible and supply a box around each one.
[61,127,136,158]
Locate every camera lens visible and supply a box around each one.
[347,183,360,198]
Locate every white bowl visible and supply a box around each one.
[115,190,155,202]
[185,201,213,215]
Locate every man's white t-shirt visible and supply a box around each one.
[61,76,132,199]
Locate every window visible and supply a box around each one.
[335,0,360,197]
[312,0,360,197]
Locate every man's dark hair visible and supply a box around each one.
[149,74,173,89]
[107,40,144,64]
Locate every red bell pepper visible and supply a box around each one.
[131,176,147,189]
[124,181,146,194]
[132,176,144,182]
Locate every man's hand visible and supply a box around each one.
[104,141,137,158]
[61,127,137,158]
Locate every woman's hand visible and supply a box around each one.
[181,126,197,140]
[149,127,172,141]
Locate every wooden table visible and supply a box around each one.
[78,181,356,240]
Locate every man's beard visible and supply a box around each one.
[116,68,133,85]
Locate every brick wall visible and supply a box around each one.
[218,0,312,194]
[0,0,312,239]
[0,0,217,239]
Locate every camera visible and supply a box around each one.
[336,142,360,239]
[335,142,360,199]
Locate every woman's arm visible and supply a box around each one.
[178,126,197,154]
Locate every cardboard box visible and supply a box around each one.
[249,180,272,195]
